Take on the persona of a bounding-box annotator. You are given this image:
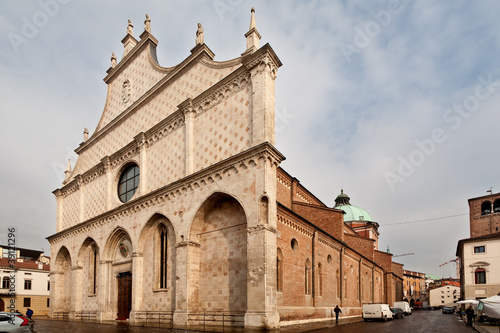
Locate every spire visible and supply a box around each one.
[249,7,257,30]
[243,7,261,55]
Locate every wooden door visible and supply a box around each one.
[116,272,132,320]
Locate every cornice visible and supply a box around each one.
[47,142,285,243]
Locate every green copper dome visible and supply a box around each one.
[333,190,373,222]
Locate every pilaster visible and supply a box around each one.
[243,45,282,147]
[76,175,84,223]
[179,99,195,176]
[134,133,148,195]
[130,252,144,321]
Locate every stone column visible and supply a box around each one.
[134,133,148,195]
[53,190,63,232]
[130,252,143,322]
[101,157,113,210]
[76,175,85,223]
[72,266,83,319]
[98,260,114,320]
[179,99,194,176]
[173,240,199,328]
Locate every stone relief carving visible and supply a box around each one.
[122,79,131,104]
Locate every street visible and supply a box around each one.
[311,310,475,333]
[33,310,475,333]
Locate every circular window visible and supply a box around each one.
[291,238,298,251]
[118,164,140,203]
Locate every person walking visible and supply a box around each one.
[465,305,475,326]
[26,308,33,319]
[334,305,342,322]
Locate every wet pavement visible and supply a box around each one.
[32,310,481,333]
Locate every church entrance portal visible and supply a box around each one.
[116,272,132,320]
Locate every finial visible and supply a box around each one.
[127,19,134,36]
[65,159,71,173]
[196,23,204,45]
[249,7,256,30]
[243,7,261,55]
[144,14,151,33]
[111,52,117,68]
[83,128,89,141]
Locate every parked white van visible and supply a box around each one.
[393,301,412,315]
[362,303,393,321]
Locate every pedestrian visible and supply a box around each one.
[465,305,474,326]
[334,305,342,322]
[26,308,33,319]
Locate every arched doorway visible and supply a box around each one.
[189,193,247,313]
[104,228,134,320]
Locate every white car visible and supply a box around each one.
[0,312,34,332]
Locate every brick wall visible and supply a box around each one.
[469,193,500,237]
[291,202,344,242]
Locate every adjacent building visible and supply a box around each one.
[403,269,426,307]
[428,285,460,308]
[456,192,500,301]
[47,10,403,329]
[0,245,50,316]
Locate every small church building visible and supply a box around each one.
[47,9,403,329]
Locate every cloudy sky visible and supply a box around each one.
[1,0,499,278]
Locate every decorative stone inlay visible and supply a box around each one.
[48,143,284,245]
[122,79,131,103]
[192,71,250,117]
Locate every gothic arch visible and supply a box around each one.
[188,192,248,313]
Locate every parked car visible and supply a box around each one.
[442,307,454,314]
[0,312,34,332]
[362,303,393,321]
[390,308,405,319]
[394,301,412,315]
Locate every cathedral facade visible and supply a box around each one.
[48,10,402,329]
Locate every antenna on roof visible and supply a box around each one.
[487,186,494,194]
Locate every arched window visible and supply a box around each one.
[88,246,98,294]
[305,259,312,295]
[318,263,322,297]
[277,248,283,292]
[158,225,168,289]
[475,268,486,284]
[481,201,492,215]
[2,277,9,289]
[494,200,500,213]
